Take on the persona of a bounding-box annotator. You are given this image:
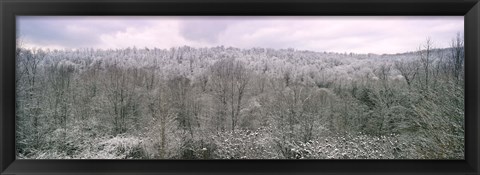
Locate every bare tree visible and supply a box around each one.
[395,60,419,87]
[373,64,391,90]
[16,35,26,85]
[419,37,434,88]
[210,59,249,132]
[147,76,173,158]
[21,48,46,148]
[231,61,249,132]
[210,60,231,131]
[168,75,194,136]
[283,68,292,87]
[450,32,464,83]
[104,62,134,135]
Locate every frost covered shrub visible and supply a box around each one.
[213,127,278,159]
[289,134,413,159]
[22,122,102,159]
[94,134,147,159]
[173,129,223,159]
[140,119,183,159]
[50,134,149,159]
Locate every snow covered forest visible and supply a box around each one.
[16,35,464,159]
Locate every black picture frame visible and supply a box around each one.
[1,0,479,174]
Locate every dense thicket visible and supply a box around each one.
[16,37,464,159]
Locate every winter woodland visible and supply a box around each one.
[16,34,464,159]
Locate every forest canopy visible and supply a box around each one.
[16,35,464,159]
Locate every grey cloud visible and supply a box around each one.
[18,17,94,47]
[17,16,155,48]
[179,18,239,43]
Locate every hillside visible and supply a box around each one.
[15,45,464,159]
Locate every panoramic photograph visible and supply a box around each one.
[16,16,464,159]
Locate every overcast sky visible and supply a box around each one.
[17,16,463,54]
